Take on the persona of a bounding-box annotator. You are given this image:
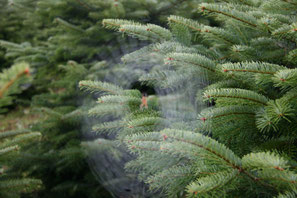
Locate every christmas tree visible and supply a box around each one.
[0,63,41,198]
[80,0,297,197]
[10,61,112,198]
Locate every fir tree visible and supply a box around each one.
[10,61,112,198]
[81,0,297,197]
[0,62,42,197]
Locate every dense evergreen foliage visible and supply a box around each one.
[0,128,41,198]
[0,63,41,198]
[81,0,297,197]
[0,0,204,197]
[1,0,296,197]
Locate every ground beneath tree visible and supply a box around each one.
[0,107,45,132]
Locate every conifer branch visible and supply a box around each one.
[102,19,141,30]
[199,105,256,122]
[79,80,123,95]
[202,26,237,45]
[0,146,19,156]
[273,68,297,89]
[54,18,85,33]
[0,63,30,99]
[168,15,203,33]
[0,71,28,98]
[0,129,31,139]
[0,40,22,49]
[0,178,42,191]
[199,3,258,27]
[204,88,269,106]
[165,53,217,73]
